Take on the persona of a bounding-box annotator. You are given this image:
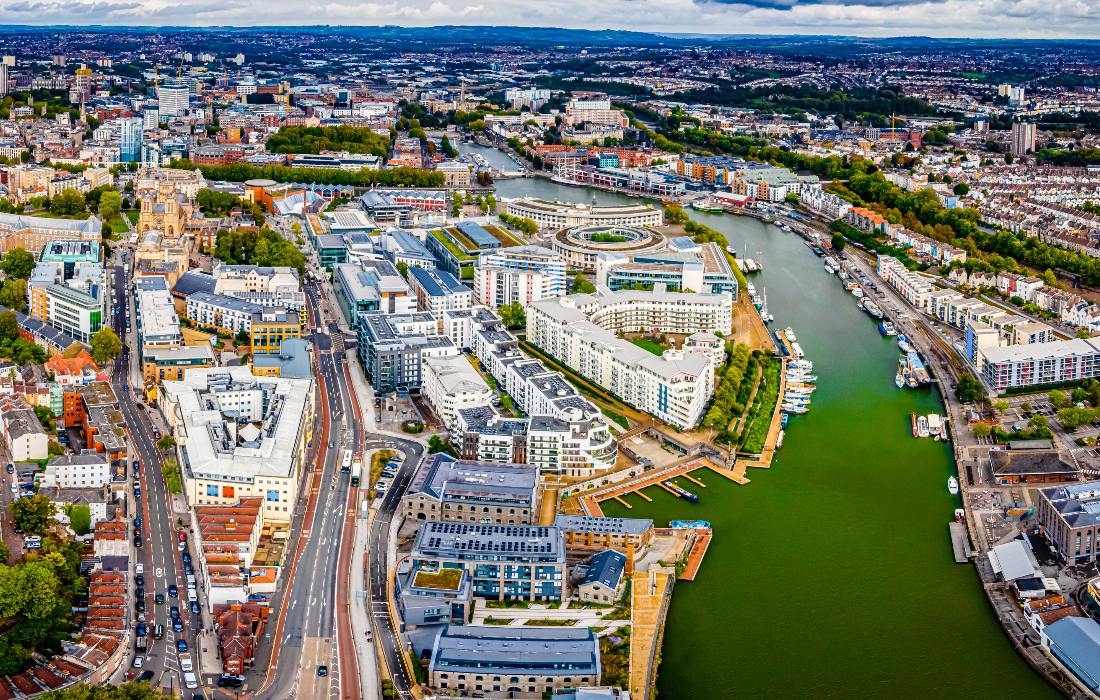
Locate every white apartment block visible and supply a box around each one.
[563,98,628,128]
[527,289,732,430]
[160,366,315,523]
[422,354,494,434]
[878,256,935,312]
[799,183,852,220]
[213,264,305,311]
[981,339,1100,392]
[475,246,567,307]
[41,452,111,489]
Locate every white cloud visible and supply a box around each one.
[0,0,1098,38]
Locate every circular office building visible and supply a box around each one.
[553,224,666,272]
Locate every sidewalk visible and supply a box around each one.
[349,515,380,700]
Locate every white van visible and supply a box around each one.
[135,563,144,576]
[183,671,198,689]
[187,588,198,603]
[179,654,193,672]
[186,575,197,590]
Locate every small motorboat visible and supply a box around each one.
[947,476,960,495]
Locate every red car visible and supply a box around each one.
[178,531,186,543]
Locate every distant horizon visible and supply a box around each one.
[0,0,1096,42]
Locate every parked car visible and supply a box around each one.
[134,535,143,548]
[138,671,154,683]
[176,639,188,653]
[135,574,144,587]
[132,655,144,669]
[135,587,145,599]
[190,600,201,615]
[135,623,147,637]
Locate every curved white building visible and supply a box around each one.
[527,289,733,430]
[505,197,663,232]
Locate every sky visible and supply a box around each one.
[2,0,1100,39]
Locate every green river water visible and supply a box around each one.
[485,163,1062,699]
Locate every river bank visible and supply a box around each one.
[481,170,1057,697]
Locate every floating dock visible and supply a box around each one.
[949,521,974,563]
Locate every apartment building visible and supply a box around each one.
[40,450,110,489]
[402,454,541,525]
[160,367,315,523]
[422,354,493,434]
[212,264,305,315]
[428,626,600,700]
[411,521,567,602]
[526,289,731,430]
[980,339,1100,393]
[878,256,935,312]
[474,246,567,307]
[444,307,617,476]
[357,311,459,392]
[0,393,47,461]
[554,514,655,556]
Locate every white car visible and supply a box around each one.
[132,655,144,668]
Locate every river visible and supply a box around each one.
[490,174,1060,699]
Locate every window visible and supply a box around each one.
[267,490,280,502]
[206,485,218,496]
[223,486,235,498]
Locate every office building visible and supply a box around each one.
[160,367,315,523]
[527,289,732,430]
[119,117,143,163]
[334,259,417,321]
[1037,482,1100,562]
[142,345,216,384]
[505,198,662,232]
[427,221,523,281]
[402,453,541,525]
[135,275,183,352]
[428,625,600,700]
[408,266,472,316]
[1011,121,1036,157]
[411,521,567,601]
[0,213,102,253]
[474,246,567,308]
[377,228,437,270]
[1041,617,1100,694]
[554,515,654,555]
[157,81,190,117]
[212,265,305,315]
[596,241,738,296]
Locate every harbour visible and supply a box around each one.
[492,176,1060,698]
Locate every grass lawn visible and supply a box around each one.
[106,215,129,238]
[630,337,667,356]
[125,210,140,225]
[483,616,513,625]
[431,228,474,260]
[485,224,524,247]
[369,449,396,497]
[412,568,463,590]
[601,407,630,429]
[524,618,580,626]
[25,209,91,220]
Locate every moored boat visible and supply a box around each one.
[948,476,960,495]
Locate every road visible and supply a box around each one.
[107,252,199,695]
[252,282,362,700]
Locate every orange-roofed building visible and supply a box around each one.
[46,345,99,387]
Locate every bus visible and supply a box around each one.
[350,461,361,487]
[341,449,353,473]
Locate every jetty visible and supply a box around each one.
[949,521,975,563]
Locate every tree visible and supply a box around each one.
[971,423,992,438]
[572,272,596,294]
[396,261,409,280]
[1021,402,1033,412]
[427,435,449,454]
[1077,328,1092,339]
[952,183,970,196]
[0,248,34,279]
[451,192,463,218]
[830,232,847,252]
[1029,414,1049,429]
[954,374,984,404]
[0,278,27,312]
[47,441,64,456]
[234,329,250,346]
[1049,390,1070,409]
[10,495,55,535]
[68,504,91,536]
[784,191,800,205]
[89,327,122,364]
[1057,407,1096,430]
[156,434,176,452]
[97,190,121,221]
[1041,269,1059,287]
[0,312,17,343]
[993,400,1009,414]
[497,303,526,330]
[49,189,86,217]
[33,405,54,433]
[1072,387,1090,405]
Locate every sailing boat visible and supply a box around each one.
[760,287,774,323]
